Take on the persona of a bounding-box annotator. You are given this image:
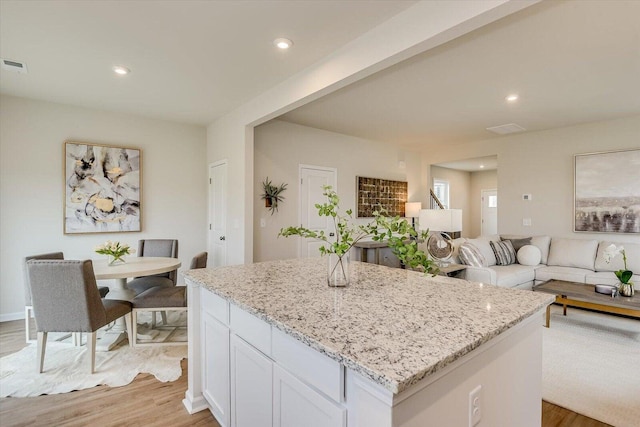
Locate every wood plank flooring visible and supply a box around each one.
[0,319,609,426]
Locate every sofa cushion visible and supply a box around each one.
[502,235,551,264]
[547,238,598,270]
[458,242,487,267]
[594,241,640,272]
[517,245,542,266]
[466,237,499,266]
[491,264,537,288]
[535,266,590,283]
[450,237,467,264]
[585,271,640,286]
[500,236,532,252]
[490,240,516,265]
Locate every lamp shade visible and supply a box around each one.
[418,209,462,232]
[404,202,422,218]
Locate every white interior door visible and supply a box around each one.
[209,161,228,267]
[481,189,498,236]
[299,165,337,258]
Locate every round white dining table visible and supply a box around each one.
[92,256,182,351]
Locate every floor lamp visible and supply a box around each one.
[419,209,462,266]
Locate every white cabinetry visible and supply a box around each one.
[274,365,345,427]
[230,334,273,427]
[201,292,230,427]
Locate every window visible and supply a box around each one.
[433,179,449,209]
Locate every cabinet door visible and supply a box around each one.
[273,365,346,427]
[202,311,230,427]
[230,334,273,427]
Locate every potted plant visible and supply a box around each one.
[604,244,634,296]
[279,186,438,286]
[261,177,287,215]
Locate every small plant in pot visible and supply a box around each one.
[261,177,287,215]
[279,186,438,287]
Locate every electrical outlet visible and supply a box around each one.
[523,218,532,226]
[260,218,266,228]
[469,385,482,427]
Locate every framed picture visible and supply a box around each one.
[64,141,141,234]
[574,148,640,233]
[357,176,407,217]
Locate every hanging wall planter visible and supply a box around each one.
[261,177,287,215]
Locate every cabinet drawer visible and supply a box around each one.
[272,328,343,403]
[201,289,229,325]
[230,304,271,356]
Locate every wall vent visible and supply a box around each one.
[486,123,526,135]
[1,58,28,74]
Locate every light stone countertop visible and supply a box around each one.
[184,258,554,394]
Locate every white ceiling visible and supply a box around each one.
[0,0,415,125]
[279,0,640,150]
[436,156,498,172]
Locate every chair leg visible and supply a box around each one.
[125,312,134,348]
[37,331,47,373]
[25,306,33,343]
[87,332,97,374]
[161,311,168,326]
[73,332,83,346]
[132,310,138,347]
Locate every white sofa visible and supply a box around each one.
[453,235,640,290]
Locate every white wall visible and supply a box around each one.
[430,166,472,237]
[425,115,640,244]
[0,95,207,320]
[206,1,530,265]
[253,120,422,262]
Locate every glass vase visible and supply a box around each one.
[328,253,350,287]
[107,255,126,266]
[619,282,634,297]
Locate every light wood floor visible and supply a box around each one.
[0,319,609,427]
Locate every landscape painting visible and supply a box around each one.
[64,141,141,234]
[574,148,640,233]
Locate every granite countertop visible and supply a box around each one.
[184,258,554,394]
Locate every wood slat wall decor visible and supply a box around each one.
[357,176,407,218]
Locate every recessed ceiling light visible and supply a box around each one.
[112,65,130,76]
[479,165,485,169]
[505,94,519,102]
[273,38,293,50]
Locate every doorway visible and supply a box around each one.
[481,189,498,236]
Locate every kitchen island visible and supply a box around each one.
[183,258,554,427]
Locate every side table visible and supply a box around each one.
[437,263,467,278]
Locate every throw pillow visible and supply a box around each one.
[458,242,487,267]
[517,245,542,266]
[500,236,532,252]
[490,240,516,265]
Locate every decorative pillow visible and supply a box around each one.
[458,242,487,267]
[490,240,516,265]
[517,245,542,266]
[500,236,532,253]
[466,238,498,266]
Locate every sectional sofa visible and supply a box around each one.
[450,235,640,291]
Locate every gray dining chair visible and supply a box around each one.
[23,252,110,343]
[27,259,133,374]
[130,252,207,346]
[126,239,179,295]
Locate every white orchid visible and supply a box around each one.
[603,244,624,264]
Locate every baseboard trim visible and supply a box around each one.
[182,393,208,414]
[0,311,25,323]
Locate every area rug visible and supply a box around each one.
[0,312,187,398]
[542,305,640,427]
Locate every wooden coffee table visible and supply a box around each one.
[533,279,640,327]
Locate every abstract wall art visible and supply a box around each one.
[357,176,407,218]
[64,141,141,234]
[574,148,640,233]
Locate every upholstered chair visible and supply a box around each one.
[23,252,110,343]
[189,251,208,269]
[126,239,179,295]
[27,260,132,373]
[130,252,207,346]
